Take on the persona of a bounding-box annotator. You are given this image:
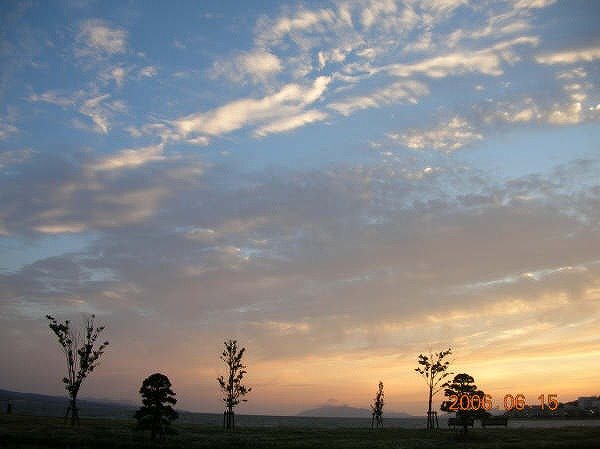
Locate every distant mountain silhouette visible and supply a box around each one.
[0,389,136,418]
[1,388,418,422]
[297,405,413,418]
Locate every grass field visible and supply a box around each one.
[1,414,600,449]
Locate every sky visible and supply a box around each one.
[0,0,599,416]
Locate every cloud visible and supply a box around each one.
[90,144,167,171]
[360,0,398,29]
[28,89,126,134]
[101,66,128,88]
[0,147,204,236]
[380,65,598,154]
[211,49,282,85]
[446,10,533,48]
[0,148,33,169]
[33,223,88,234]
[79,94,112,133]
[28,186,169,235]
[28,183,170,235]
[386,37,539,78]
[317,47,349,69]
[514,0,556,9]
[547,100,584,125]
[250,1,418,81]
[391,116,482,152]
[254,110,328,137]
[2,150,600,413]
[536,45,600,65]
[27,90,75,107]
[98,65,133,89]
[482,68,598,127]
[185,136,210,146]
[256,7,337,46]
[76,19,127,58]
[172,76,331,140]
[139,65,157,78]
[0,120,18,140]
[132,123,183,144]
[6,157,599,339]
[487,97,543,123]
[404,29,433,53]
[328,80,428,116]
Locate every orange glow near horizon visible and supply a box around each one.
[158,328,600,415]
[10,278,598,417]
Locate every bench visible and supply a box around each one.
[482,416,508,427]
[447,416,474,430]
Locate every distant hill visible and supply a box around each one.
[0,389,136,419]
[297,405,413,418]
[1,388,418,424]
[0,389,236,425]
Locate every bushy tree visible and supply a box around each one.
[415,347,453,430]
[217,339,251,430]
[441,373,489,432]
[135,373,178,440]
[371,381,384,429]
[46,314,109,425]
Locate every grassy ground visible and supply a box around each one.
[1,414,600,449]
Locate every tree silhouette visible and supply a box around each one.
[371,381,384,429]
[46,314,109,426]
[440,372,489,433]
[135,373,178,440]
[415,347,453,430]
[217,339,251,430]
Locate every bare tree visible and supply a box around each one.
[415,347,452,430]
[371,381,384,429]
[217,339,251,430]
[46,314,109,425]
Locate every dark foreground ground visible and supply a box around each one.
[1,415,600,449]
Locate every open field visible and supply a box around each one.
[1,415,600,449]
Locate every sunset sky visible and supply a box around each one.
[1,0,599,416]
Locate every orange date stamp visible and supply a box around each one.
[448,393,559,411]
